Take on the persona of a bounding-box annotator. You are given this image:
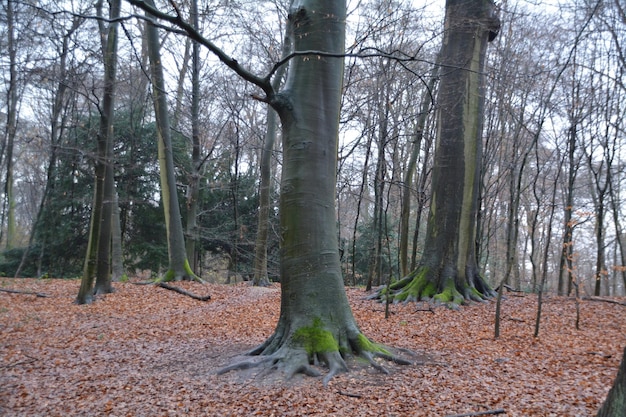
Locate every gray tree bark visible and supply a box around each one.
[224,0,408,382]
[385,0,499,306]
[3,0,18,250]
[127,0,408,382]
[597,347,626,417]
[77,0,120,303]
[185,0,200,274]
[144,0,197,282]
[399,58,439,278]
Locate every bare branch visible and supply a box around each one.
[125,0,274,98]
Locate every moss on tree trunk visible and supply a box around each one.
[380,0,499,306]
[145,0,199,283]
[218,0,409,382]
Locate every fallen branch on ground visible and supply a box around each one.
[0,288,49,297]
[582,296,626,306]
[373,309,396,315]
[444,408,506,417]
[157,282,211,301]
[336,390,361,398]
[1,354,38,369]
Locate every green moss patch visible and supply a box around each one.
[293,318,339,356]
[391,267,436,302]
[355,333,390,356]
[433,279,464,308]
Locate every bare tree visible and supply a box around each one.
[142,0,198,282]
[77,0,121,303]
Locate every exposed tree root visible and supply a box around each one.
[371,266,494,308]
[157,260,205,283]
[217,321,411,385]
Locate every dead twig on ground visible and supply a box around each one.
[157,282,211,301]
[336,390,362,398]
[0,288,49,297]
[582,296,626,306]
[445,408,506,417]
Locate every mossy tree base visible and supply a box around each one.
[218,317,411,385]
[156,260,204,283]
[378,266,495,309]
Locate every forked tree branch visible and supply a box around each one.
[124,0,443,101]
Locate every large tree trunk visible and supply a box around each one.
[220,0,408,383]
[145,0,197,282]
[94,0,120,294]
[597,346,626,417]
[128,0,407,383]
[385,0,499,306]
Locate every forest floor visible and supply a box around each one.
[1,278,625,417]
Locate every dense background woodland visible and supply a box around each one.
[0,0,624,297]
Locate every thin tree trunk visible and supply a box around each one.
[410,127,433,271]
[399,59,439,278]
[77,0,120,303]
[534,152,562,337]
[111,189,126,281]
[144,0,197,282]
[366,88,388,291]
[559,124,577,295]
[253,32,290,287]
[173,37,192,130]
[185,0,200,274]
[351,118,374,286]
[3,0,18,250]
[608,178,626,293]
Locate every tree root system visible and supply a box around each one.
[217,327,411,385]
[371,265,495,308]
